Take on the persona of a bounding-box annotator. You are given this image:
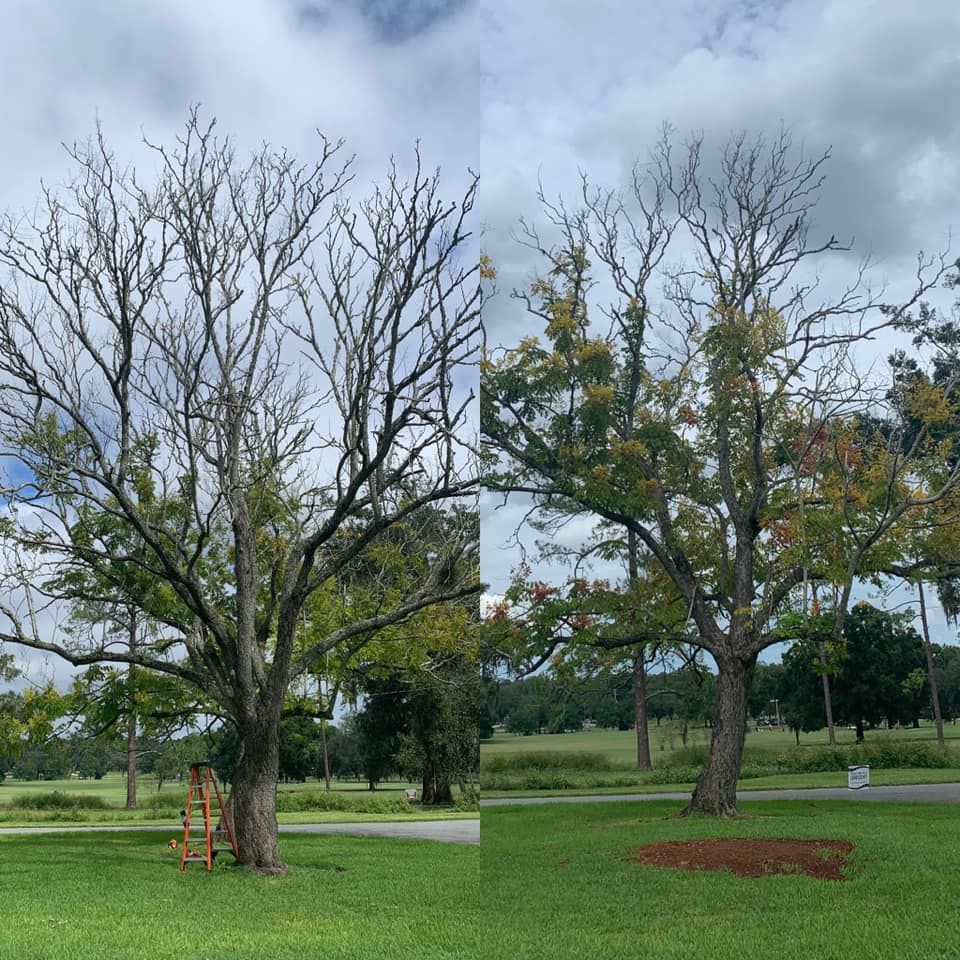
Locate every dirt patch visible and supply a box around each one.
[632,838,854,880]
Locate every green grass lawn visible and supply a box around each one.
[0,830,479,960]
[481,799,960,960]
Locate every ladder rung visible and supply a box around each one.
[178,766,235,872]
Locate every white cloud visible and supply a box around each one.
[0,0,483,686]
[2,0,959,665]
[477,0,960,651]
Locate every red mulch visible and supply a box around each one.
[632,838,854,881]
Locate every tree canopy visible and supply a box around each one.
[482,128,959,815]
[0,112,481,872]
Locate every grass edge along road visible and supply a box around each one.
[0,830,480,960]
[0,809,479,829]
[481,798,960,960]
[480,766,960,799]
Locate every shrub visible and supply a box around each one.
[641,766,701,785]
[141,792,183,814]
[480,770,642,791]
[11,791,112,811]
[664,745,709,768]
[276,790,411,815]
[481,751,617,773]
[454,786,480,810]
[759,740,957,774]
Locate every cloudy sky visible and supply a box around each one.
[0,0,481,685]
[477,0,960,652]
[1,0,959,681]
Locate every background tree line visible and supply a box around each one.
[485,603,960,746]
[0,641,480,802]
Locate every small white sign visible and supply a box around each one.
[848,765,870,790]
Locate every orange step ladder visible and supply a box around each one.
[179,762,238,871]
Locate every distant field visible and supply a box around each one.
[483,726,709,765]
[0,772,420,804]
[481,720,960,765]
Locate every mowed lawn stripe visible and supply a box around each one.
[481,799,960,960]
[0,831,480,960]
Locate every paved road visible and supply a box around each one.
[0,819,479,845]
[481,782,960,807]
[280,820,479,844]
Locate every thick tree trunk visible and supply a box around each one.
[682,654,755,817]
[855,717,864,743]
[917,581,946,749]
[231,723,284,875]
[633,652,652,771]
[419,756,454,804]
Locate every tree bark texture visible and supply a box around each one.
[232,723,284,875]
[421,759,453,804]
[683,654,756,817]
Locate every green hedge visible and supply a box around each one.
[1,788,475,818]
[481,751,620,773]
[11,791,112,811]
[767,739,957,773]
[480,770,643,791]
[480,739,960,791]
[276,790,413,814]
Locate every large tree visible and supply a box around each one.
[0,113,481,873]
[482,129,959,816]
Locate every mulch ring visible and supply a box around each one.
[632,838,854,881]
